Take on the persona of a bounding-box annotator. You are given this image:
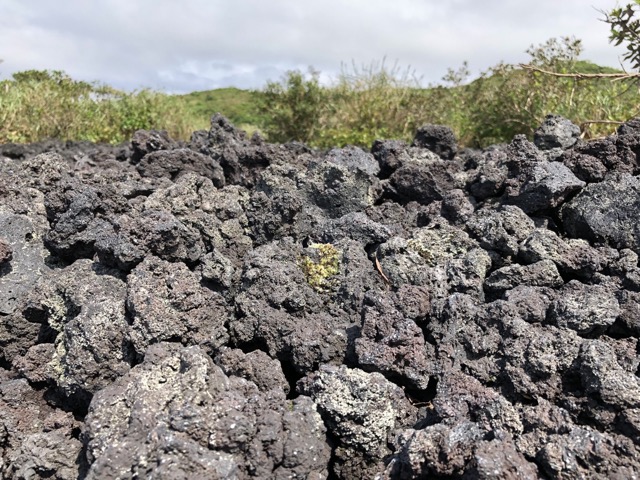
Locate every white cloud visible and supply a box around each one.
[0,0,626,93]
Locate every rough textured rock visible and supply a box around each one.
[562,173,640,252]
[485,259,564,294]
[0,214,50,315]
[388,151,463,204]
[136,147,225,187]
[3,116,640,478]
[126,255,230,357]
[16,259,130,405]
[130,129,175,164]
[298,364,416,478]
[503,159,585,214]
[412,124,458,160]
[548,280,620,334]
[0,379,85,479]
[355,289,435,390]
[533,114,581,150]
[325,145,380,176]
[84,343,331,479]
[518,228,607,278]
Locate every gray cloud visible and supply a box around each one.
[0,0,625,93]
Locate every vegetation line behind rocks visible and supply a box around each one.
[4,37,640,149]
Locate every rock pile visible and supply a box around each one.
[2,113,640,478]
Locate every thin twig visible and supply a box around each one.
[374,253,391,285]
[519,63,640,80]
[580,120,625,125]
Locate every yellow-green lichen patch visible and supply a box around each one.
[406,226,473,267]
[299,243,341,292]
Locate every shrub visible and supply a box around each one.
[0,70,192,144]
[259,37,640,149]
[260,68,327,144]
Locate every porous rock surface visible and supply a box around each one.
[2,114,640,478]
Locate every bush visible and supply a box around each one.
[259,37,640,149]
[0,70,192,144]
[462,37,640,147]
[260,68,327,144]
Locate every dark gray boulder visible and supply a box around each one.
[503,160,585,214]
[84,343,330,479]
[126,255,230,357]
[388,151,463,205]
[0,214,50,315]
[533,114,581,150]
[130,129,175,164]
[548,281,620,335]
[0,379,85,479]
[298,364,416,479]
[562,173,640,252]
[355,290,435,390]
[325,145,380,176]
[136,147,225,187]
[412,124,458,160]
[484,259,564,294]
[518,228,607,279]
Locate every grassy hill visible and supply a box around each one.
[175,87,266,135]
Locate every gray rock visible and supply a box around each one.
[231,239,357,375]
[377,222,489,299]
[130,129,175,164]
[617,117,640,136]
[97,209,205,269]
[533,115,581,150]
[504,161,585,214]
[30,260,131,403]
[355,291,436,390]
[0,237,12,264]
[484,259,564,294]
[467,205,535,258]
[579,340,640,408]
[199,249,238,289]
[412,124,458,160]
[84,343,330,479]
[298,364,415,478]
[314,211,392,245]
[0,214,50,315]
[45,181,130,261]
[562,173,640,252]
[389,154,462,205]
[387,422,485,478]
[519,228,606,278]
[215,347,289,394]
[538,427,638,479]
[0,379,85,479]
[371,139,408,177]
[143,173,253,263]
[324,145,380,176]
[126,255,230,357]
[469,148,510,200]
[136,147,225,187]
[549,281,620,335]
[503,286,556,323]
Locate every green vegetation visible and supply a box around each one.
[260,37,640,148]
[603,0,640,71]
[176,87,266,134]
[0,70,193,144]
[3,32,640,148]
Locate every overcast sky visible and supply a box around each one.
[0,0,628,93]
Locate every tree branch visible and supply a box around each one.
[519,63,640,80]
